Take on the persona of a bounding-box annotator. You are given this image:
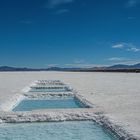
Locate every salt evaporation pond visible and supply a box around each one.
[30,89,68,92]
[0,121,118,140]
[13,97,86,111]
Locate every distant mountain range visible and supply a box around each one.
[0,63,140,72]
[0,66,39,71]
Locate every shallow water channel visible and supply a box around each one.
[0,121,118,140]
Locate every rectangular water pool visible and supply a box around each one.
[13,97,87,111]
[30,89,70,92]
[0,121,118,140]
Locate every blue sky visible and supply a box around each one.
[0,0,140,68]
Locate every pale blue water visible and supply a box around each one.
[30,89,69,92]
[0,121,118,140]
[13,98,86,111]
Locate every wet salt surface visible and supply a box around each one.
[0,121,117,140]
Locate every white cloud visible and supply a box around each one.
[112,44,124,48]
[112,43,140,52]
[47,0,74,8]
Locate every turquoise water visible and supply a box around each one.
[0,121,118,140]
[30,89,69,92]
[13,98,86,111]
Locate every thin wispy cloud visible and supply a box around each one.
[19,20,32,24]
[108,57,127,61]
[65,63,106,68]
[55,9,69,14]
[112,43,140,52]
[127,16,136,20]
[47,64,59,67]
[126,0,140,8]
[74,59,85,64]
[112,44,124,49]
[65,59,108,68]
[127,47,140,52]
[108,57,140,65]
[47,0,74,9]
[112,60,140,65]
